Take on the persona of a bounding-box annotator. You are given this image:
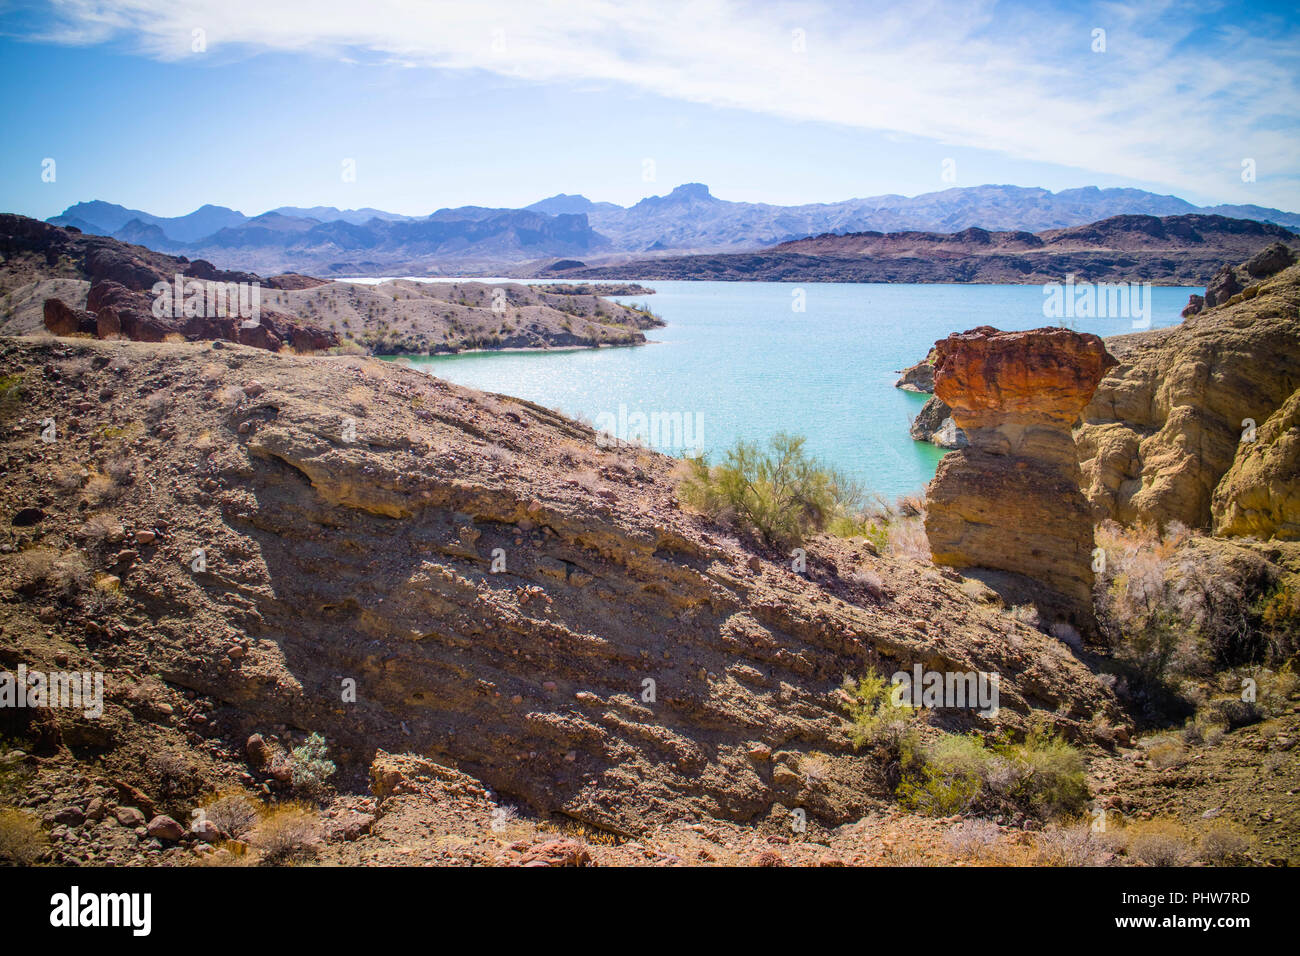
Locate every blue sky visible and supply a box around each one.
[1,0,1297,219]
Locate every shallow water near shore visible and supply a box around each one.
[394,281,1196,499]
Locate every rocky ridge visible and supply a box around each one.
[0,215,660,355]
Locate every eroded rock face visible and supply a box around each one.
[60,279,340,352]
[894,353,935,392]
[1078,261,1300,532]
[1212,388,1300,540]
[909,395,967,449]
[924,326,1116,624]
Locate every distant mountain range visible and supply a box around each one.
[46,184,1300,275]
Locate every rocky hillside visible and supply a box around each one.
[0,335,1120,844]
[559,214,1298,284]
[0,215,659,355]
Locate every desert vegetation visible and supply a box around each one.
[677,432,928,557]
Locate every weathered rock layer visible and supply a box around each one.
[1078,260,1300,536]
[924,327,1116,624]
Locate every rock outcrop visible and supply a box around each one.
[1078,259,1300,533]
[909,395,967,449]
[894,353,935,392]
[1211,388,1300,540]
[924,326,1117,626]
[42,297,97,336]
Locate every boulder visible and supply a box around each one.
[910,395,967,448]
[42,298,98,336]
[146,815,185,841]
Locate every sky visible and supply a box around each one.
[0,0,1297,220]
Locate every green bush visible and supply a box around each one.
[289,733,336,796]
[678,433,867,547]
[891,722,1087,820]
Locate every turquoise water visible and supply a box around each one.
[396,282,1196,499]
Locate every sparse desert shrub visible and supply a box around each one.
[895,493,925,518]
[1034,822,1110,866]
[1095,522,1283,708]
[678,433,867,548]
[249,803,322,864]
[887,516,930,562]
[1257,579,1300,662]
[943,818,1002,859]
[146,751,199,803]
[1050,620,1083,650]
[1198,821,1251,865]
[53,466,84,492]
[80,573,126,615]
[0,808,46,865]
[201,791,260,840]
[145,390,170,422]
[104,454,135,486]
[1093,522,1209,686]
[289,733,336,797]
[1124,818,1196,866]
[79,513,124,546]
[1008,604,1042,629]
[10,548,89,600]
[895,723,1088,820]
[842,672,920,751]
[847,569,886,601]
[83,471,120,505]
[1146,735,1186,769]
[0,373,23,418]
[1010,726,1089,818]
[572,469,604,495]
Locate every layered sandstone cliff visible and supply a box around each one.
[1077,259,1300,536]
[924,327,1117,625]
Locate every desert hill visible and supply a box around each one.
[555,214,1299,284]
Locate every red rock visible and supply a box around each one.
[146,815,185,841]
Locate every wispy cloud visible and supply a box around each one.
[30,0,1300,206]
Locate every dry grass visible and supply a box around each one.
[1120,818,1198,866]
[10,548,89,599]
[248,803,322,864]
[79,513,124,547]
[887,516,930,562]
[201,791,260,840]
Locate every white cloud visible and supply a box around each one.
[36,0,1300,207]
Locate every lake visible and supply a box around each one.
[391,281,1196,499]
